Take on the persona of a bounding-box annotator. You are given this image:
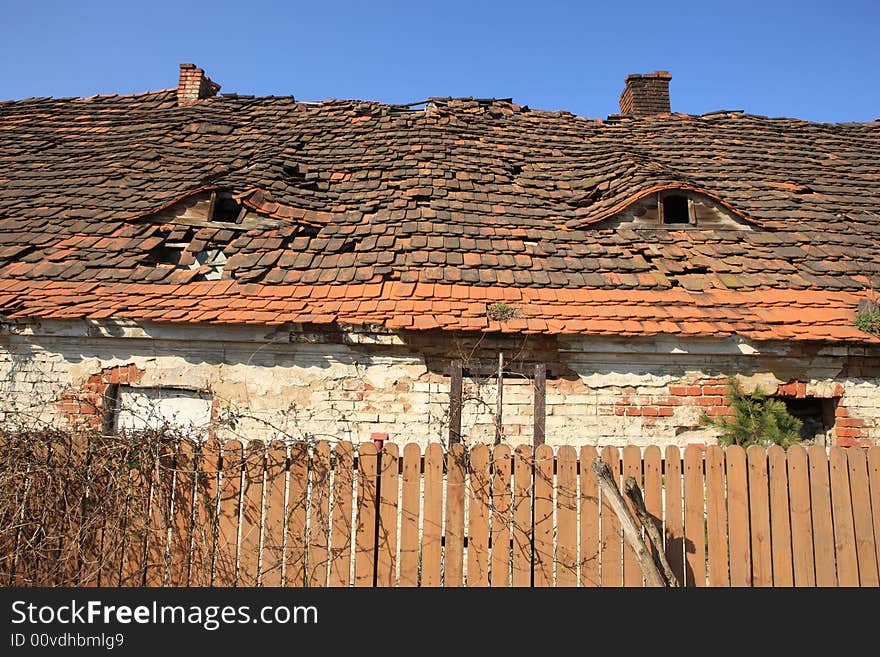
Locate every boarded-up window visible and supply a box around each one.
[114,386,212,433]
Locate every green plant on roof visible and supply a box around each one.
[699,377,802,448]
[486,302,518,322]
[854,298,880,336]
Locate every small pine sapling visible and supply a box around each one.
[699,378,802,448]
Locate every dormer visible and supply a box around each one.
[135,189,316,283]
[601,189,752,230]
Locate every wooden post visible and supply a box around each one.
[592,459,668,588]
[449,360,462,444]
[495,352,504,445]
[533,363,546,447]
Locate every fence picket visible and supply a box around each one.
[622,445,643,587]
[262,441,288,587]
[684,445,706,587]
[643,446,663,570]
[167,440,195,586]
[355,442,378,587]
[190,439,220,586]
[533,444,554,587]
[868,447,880,578]
[664,446,684,586]
[580,446,599,588]
[445,442,466,587]
[306,441,331,588]
[80,435,105,587]
[767,445,793,587]
[726,446,750,587]
[787,445,815,587]
[809,445,836,586]
[848,447,879,587]
[490,445,512,587]
[421,443,443,587]
[829,447,859,587]
[144,442,175,587]
[399,443,422,587]
[747,445,772,587]
[467,444,491,587]
[54,434,84,585]
[376,443,399,587]
[512,445,532,587]
[286,441,309,587]
[705,445,729,587]
[119,449,154,587]
[601,446,622,587]
[556,446,578,587]
[238,441,265,587]
[214,440,242,587]
[329,442,354,587]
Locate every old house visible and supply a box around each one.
[0,65,878,448]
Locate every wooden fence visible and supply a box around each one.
[5,439,880,587]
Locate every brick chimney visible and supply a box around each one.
[177,63,221,105]
[619,71,672,116]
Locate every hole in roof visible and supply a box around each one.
[662,194,690,224]
[212,193,243,223]
[149,243,227,281]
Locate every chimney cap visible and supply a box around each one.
[625,70,672,82]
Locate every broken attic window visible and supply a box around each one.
[114,386,213,435]
[211,192,244,223]
[661,194,691,224]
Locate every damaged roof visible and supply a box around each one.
[0,77,879,343]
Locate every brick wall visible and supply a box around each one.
[1,326,879,448]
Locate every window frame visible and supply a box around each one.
[658,192,694,226]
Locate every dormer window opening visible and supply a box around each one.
[661,194,691,225]
[209,191,245,223]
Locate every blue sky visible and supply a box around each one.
[2,0,878,122]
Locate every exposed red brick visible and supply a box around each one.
[58,363,145,428]
[835,437,873,448]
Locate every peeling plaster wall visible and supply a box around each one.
[1,320,879,448]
